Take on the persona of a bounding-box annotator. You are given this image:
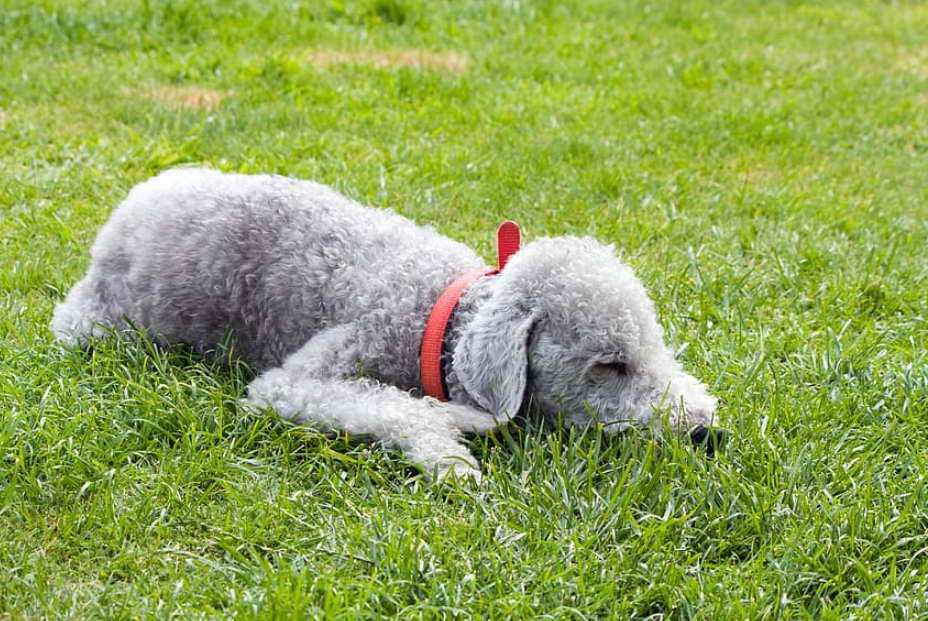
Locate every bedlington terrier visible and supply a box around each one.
[52,168,721,480]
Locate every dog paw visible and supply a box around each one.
[434,400,500,434]
[433,458,483,485]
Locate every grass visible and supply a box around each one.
[2,0,928,617]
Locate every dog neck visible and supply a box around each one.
[441,276,496,406]
[420,221,521,403]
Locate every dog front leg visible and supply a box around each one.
[244,325,482,481]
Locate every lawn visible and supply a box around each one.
[2,0,928,617]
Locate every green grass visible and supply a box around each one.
[2,0,928,617]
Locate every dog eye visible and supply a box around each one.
[593,361,629,376]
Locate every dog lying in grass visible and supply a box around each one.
[52,168,723,481]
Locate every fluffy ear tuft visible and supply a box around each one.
[453,304,537,422]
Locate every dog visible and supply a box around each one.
[52,168,722,481]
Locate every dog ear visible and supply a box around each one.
[453,303,537,423]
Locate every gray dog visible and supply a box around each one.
[52,168,721,480]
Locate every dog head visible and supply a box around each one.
[454,236,719,438]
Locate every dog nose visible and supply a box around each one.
[689,425,729,457]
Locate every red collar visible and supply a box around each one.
[420,221,521,401]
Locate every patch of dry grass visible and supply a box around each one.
[894,46,928,78]
[139,85,234,110]
[305,49,469,73]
